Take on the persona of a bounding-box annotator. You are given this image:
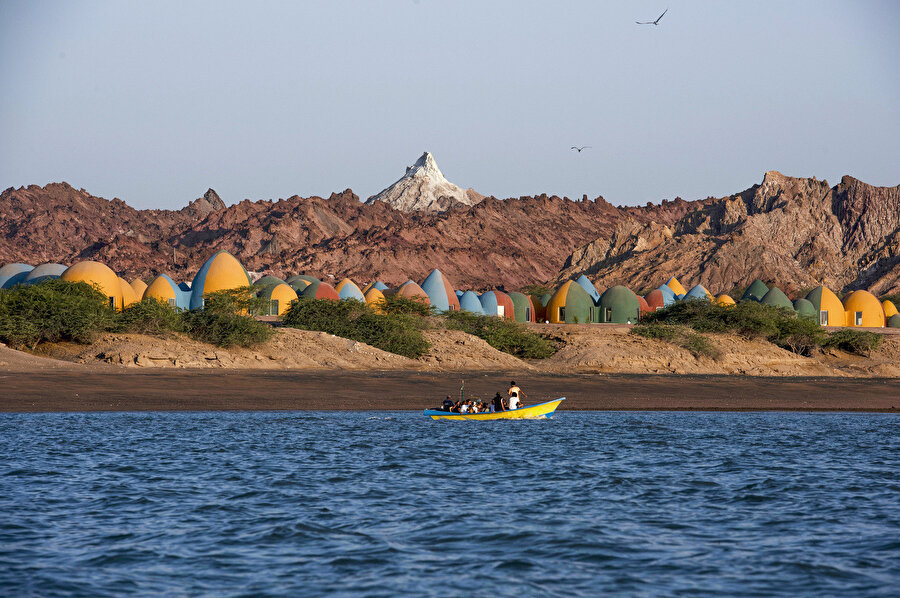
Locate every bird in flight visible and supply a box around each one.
[571,146,592,153]
[637,7,668,25]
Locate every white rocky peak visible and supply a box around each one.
[366,151,483,213]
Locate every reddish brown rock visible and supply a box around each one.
[555,172,900,295]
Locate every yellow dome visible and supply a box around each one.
[805,285,844,327]
[61,261,124,310]
[716,294,736,306]
[666,276,687,296]
[191,251,251,310]
[144,274,179,305]
[335,278,355,293]
[264,283,298,316]
[842,290,885,327]
[883,300,898,318]
[130,279,148,297]
[119,277,139,308]
[546,281,573,324]
[364,287,386,314]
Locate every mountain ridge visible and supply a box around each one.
[1,172,897,293]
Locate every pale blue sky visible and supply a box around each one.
[1,1,897,210]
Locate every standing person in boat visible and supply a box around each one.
[442,396,454,412]
[507,381,525,410]
[492,392,505,413]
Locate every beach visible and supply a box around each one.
[2,369,898,412]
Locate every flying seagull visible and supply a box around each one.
[571,146,592,153]
[636,7,668,25]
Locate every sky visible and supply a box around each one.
[1,1,897,210]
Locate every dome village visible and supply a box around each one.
[1,251,898,330]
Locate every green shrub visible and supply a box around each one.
[0,279,115,349]
[770,315,826,356]
[631,323,721,359]
[282,298,430,359]
[823,329,883,356]
[520,284,555,297]
[631,322,680,342]
[181,309,273,348]
[378,294,434,316]
[444,310,556,359]
[202,286,269,315]
[114,298,184,336]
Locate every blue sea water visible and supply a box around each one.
[1,411,898,597]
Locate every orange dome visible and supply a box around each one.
[842,290,885,327]
[130,279,148,297]
[119,277,139,308]
[61,261,124,310]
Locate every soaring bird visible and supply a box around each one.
[571,146,592,153]
[637,7,668,25]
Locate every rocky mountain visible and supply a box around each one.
[555,172,900,295]
[366,152,483,212]
[1,170,897,294]
[0,181,694,289]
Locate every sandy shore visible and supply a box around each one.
[2,370,899,412]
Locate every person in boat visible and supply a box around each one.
[507,381,525,410]
[442,396,454,412]
[460,400,470,414]
[492,392,505,413]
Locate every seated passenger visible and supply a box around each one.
[460,401,470,414]
[492,392,504,413]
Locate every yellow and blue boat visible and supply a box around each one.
[424,398,565,420]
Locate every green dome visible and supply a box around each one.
[792,298,817,320]
[742,279,770,302]
[888,314,900,328]
[253,275,284,288]
[598,285,641,324]
[760,287,793,310]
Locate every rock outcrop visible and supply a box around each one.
[1,171,897,294]
[366,152,483,212]
[556,172,900,295]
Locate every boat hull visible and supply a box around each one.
[424,398,565,420]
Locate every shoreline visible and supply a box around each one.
[3,370,898,413]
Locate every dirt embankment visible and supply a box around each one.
[6,324,899,378]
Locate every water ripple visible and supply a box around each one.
[0,411,897,596]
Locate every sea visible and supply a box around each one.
[1,411,897,597]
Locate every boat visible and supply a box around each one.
[424,398,566,420]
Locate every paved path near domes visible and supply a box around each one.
[2,371,898,412]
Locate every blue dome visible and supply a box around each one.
[337,281,365,301]
[459,291,484,314]
[454,290,464,298]
[575,274,601,303]
[0,263,34,289]
[655,285,676,306]
[684,285,710,301]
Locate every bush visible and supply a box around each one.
[114,298,184,336]
[642,300,829,355]
[520,284,555,297]
[823,329,883,357]
[631,323,721,359]
[444,310,556,359]
[181,309,273,348]
[378,294,434,316]
[0,279,114,349]
[203,286,269,315]
[282,298,430,359]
